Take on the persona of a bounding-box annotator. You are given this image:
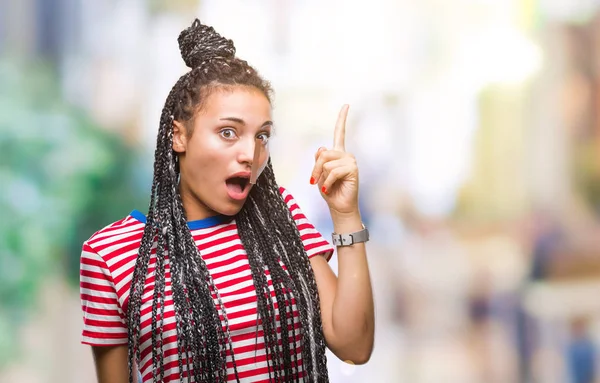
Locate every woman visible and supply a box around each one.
[80,19,374,383]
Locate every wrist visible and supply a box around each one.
[330,209,363,233]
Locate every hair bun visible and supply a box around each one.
[178,19,236,69]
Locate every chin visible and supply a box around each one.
[217,200,246,217]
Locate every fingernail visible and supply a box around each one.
[310,176,316,185]
[321,186,327,194]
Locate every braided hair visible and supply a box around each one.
[126,19,330,382]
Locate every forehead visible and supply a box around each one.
[198,86,272,121]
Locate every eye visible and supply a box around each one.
[257,132,271,145]
[219,128,237,140]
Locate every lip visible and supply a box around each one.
[228,171,251,179]
[225,171,252,201]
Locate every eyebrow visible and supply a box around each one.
[220,117,273,128]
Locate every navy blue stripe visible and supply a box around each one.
[130,210,231,229]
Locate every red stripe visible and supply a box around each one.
[206,254,249,271]
[299,231,323,242]
[81,293,118,306]
[82,330,126,339]
[80,269,110,282]
[191,223,236,242]
[109,253,138,278]
[80,281,115,293]
[305,241,330,252]
[80,256,108,269]
[211,264,250,281]
[84,318,125,328]
[83,306,122,317]
[199,242,245,261]
[87,220,139,247]
[93,229,144,253]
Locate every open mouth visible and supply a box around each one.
[225,175,250,198]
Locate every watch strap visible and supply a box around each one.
[331,226,369,247]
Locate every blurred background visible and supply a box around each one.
[2,0,600,382]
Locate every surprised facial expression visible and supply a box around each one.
[172,86,272,220]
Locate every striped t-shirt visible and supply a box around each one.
[79,187,333,382]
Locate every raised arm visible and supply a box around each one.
[308,105,375,364]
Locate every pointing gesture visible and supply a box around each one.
[333,104,349,151]
[310,104,359,215]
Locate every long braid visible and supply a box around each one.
[238,161,330,382]
[237,197,294,378]
[237,209,281,380]
[127,19,330,382]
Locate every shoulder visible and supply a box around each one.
[278,186,291,202]
[278,186,334,260]
[277,186,310,218]
[82,211,146,256]
[278,186,301,207]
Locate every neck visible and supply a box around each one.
[178,181,217,221]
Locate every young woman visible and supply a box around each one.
[79,19,374,383]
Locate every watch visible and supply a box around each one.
[331,225,370,247]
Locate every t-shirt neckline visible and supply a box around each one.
[130,210,232,230]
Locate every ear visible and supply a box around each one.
[172,120,187,153]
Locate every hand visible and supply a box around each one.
[310,104,359,215]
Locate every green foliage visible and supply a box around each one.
[0,58,150,367]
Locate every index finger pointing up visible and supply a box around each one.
[334,104,349,151]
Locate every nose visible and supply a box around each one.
[236,137,256,167]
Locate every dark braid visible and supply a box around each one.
[240,162,330,381]
[126,19,330,382]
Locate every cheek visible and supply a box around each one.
[184,147,220,182]
[187,136,225,166]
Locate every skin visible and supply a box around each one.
[92,88,375,382]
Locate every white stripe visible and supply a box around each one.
[91,222,144,241]
[294,217,312,226]
[213,268,252,285]
[83,312,123,323]
[81,335,127,346]
[83,324,127,334]
[192,226,238,245]
[100,235,144,256]
[299,235,328,246]
[80,274,113,287]
[203,249,247,268]
[80,250,112,271]
[306,244,333,256]
[107,248,138,274]
[139,328,178,359]
[93,229,144,250]
[227,313,259,327]
[139,304,175,325]
[197,239,244,259]
[80,298,123,312]
[218,278,255,295]
[80,287,118,300]
[220,288,255,305]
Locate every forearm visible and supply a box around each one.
[329,210,374,363]
[92,345,132,383]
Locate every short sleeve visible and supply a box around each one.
[280,187,334,261]
[80,242,128,346]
